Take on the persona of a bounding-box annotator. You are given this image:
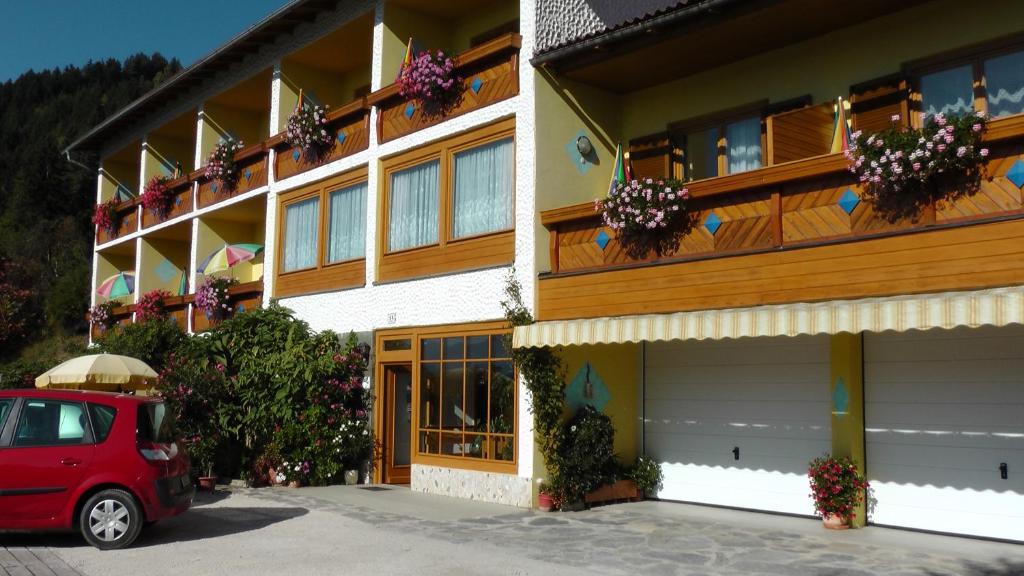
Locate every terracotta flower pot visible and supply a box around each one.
[197,476,217,491]
[343,470,359,485]
[822,513,850,530]
[538,492,555,512]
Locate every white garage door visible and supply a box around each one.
[645,335,830,516]
[865,326,1024,541]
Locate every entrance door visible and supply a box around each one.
[383,364,413,484]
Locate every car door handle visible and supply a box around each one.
[60,457,82,466]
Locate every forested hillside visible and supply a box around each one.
[0,53,181,373]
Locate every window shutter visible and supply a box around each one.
[628,132,680,180]
[850,74,909,134]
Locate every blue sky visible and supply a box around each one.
[0,0,289,82]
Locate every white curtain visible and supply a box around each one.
[726,116,762,174]
[987,50,1024,118]
[389,160,439,252]
[327,182,367,263]
[921,65,973,117]
[452,138,514,238]
[283,197,319,272]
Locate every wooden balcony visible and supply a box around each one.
[268,97,370,182]
[141,176,194,229]
[163,294,191,331]
[538,115,1024,321]
[197,144,269,208]
[191,280,263,332]
[96,200,139,244]
[89,303,135,341]
[368,32,521,144]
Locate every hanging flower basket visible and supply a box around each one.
[286,104,334,162]
[141,176,174,218]
[205,139,245,193]
[92,198,122,236]
[595,178,693,260]
[88,300,120,331]
[846,111,989,223]
[195,276,239,322]
[136,289,171,322]
[398,49,463,119]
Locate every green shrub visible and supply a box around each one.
[628,454,663,495]
[552,405,618,505]
[94,318,186,372]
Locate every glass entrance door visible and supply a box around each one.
[383,364,412,484]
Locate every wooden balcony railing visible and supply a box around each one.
[191,280,263,332]
[89,303,135,341]
[544,114,1024,276]
[96,199,140,244]
[368,32,521,144]
[163,294,191,331]
[268,97,371,182]
[141,176,194,229]
[197,143,269,208]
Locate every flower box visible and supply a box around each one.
[197,144,268,208]
[584,479,641,505]
[270,97,370,182]
[142,176,193,228]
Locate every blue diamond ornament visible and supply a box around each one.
[337,131,346,144]
[404,102,416,119]
[1007,159,1024,189]
[244,168,252,182]
[704,212,722,235]
[838,188,860,214]
[470,77,483,94]
[292,149,301,162]
[595,230,610,250]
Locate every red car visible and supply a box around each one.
[0,389,193,549]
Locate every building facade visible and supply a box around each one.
[70,0,1023,541]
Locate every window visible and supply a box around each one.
[986,49,1024,117]
[679,114,762,182]
[282,196,319,272]
[327,182,367,263]
[388,160,440,251]
[89,404,117,443]
[452,137,514,238]
[0,399,11,429]
[137,402,174,443]
[417,332,514,463]
[914,46,1024,120]
[14,401,87,446]
[920,65,974,117]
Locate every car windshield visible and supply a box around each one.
[137,402,175,443]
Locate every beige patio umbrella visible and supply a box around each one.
[35,354,158,392]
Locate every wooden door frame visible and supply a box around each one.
[380,362,413,484]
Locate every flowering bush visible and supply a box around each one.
[286,104,334,162]
[204,139,244,192]
[808,454,869,523]
[595,178,692,259]
[141,175,174,218]
[88,300,120,330]
[135,289,170,322]
[550,405,618,506]
[92,198,121,236]
[398,49,463,118]
[846,111,989,223]
[194,276,238,322]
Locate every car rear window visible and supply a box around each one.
[137,402,175,443]
[88,404,117,443]
[0,399,11,429]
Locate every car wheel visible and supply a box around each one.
[79,489,143,550]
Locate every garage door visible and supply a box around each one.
[644,336,830,516]
[865,326,1024,541]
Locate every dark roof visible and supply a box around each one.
[65,0,340,155]
[535,1,693,57]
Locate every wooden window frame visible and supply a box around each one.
[374,321,516,477]
[906,33,1024,127]
[274,166,368,297]
[377,118,516,283]
[669,100,771,182]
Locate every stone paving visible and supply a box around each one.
[0,545,83,576]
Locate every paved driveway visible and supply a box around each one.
[4,486,1022,576]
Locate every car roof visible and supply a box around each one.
[0,389,160,405]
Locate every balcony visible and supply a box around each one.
[191,280,264,332]
[96,199,140,244]
[196,143,270,208]
[268,97,370,181]
[141,175,194,229]
[537,114,1024,321]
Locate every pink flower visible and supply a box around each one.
[980,148,989,157]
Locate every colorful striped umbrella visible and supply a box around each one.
[198,243,264,274]
[830,96,853,153]
[96,272,135,298]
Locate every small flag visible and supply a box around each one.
[830,96,852,153]
[296,88,305,112]
[173,161,182,179]
[397,37,413,81]
[609,142,627,194]
[623,150,633,183]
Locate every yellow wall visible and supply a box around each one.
[381,3,449,85]
[199,102,269,161]
[619,0,1024,139]
[559,343,640,464]
[830,333,866,527]
[95,252,134,304]
[145,132,194,177]
[138,238,190,296]
[196,217,266,284]
[99,160,138,202]
[450,0,518,53]
[277,61,369,132]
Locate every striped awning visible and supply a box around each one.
[513,285,1024,348]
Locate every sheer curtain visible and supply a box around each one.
[389,160,439,252]
[921,65,973,117]
[282,197,319,272]
[452,138,513,238]
[726,116,762,174]
[327,182,367,263]
[987,50,1024,118]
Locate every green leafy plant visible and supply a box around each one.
[628,454,663,496]
[808,454,869,522]
[94,317,187,373]
[552,405,618,505]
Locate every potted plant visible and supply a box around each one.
[204,139,244,193]
[92,198,121,236]
[286,102,334,162]
[88,300,120,331]
[190,434,219,491]
[807,454,869,530]
[536,479,556,512]
[553,405,618,510]
[595,178,692,260]
[140,175,174,218]
[135,289,170,323]
[194,276,239,322]
[627,454,664,498]
[398,49,463,119]
[846,111,989,223]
